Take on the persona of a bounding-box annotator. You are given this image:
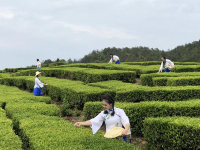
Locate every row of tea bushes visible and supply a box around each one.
[0,77,115,109]
[2,77,200,107]
[0,85,51,105]
[141,72,200,86]
[2,67,35,73]
[143,117,200,150]
[12,114,138,150]
[153,76,200,86]
[0,85,139,150]
[88,80,200,102]
[0,73,11,78]
[0,108,22,150]
[12,67,136,83]
[84,100,200,135]
[56,63,200,76]
[124,61,200,66]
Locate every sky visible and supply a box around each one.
[0,0,200,70]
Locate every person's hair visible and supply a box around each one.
[161,56,166,60]
[37,59,39,61]
[102,95,115,116]
[161,56,166,66]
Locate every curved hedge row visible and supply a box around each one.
[57,63,200,77]
[0,85,139,150]
[0,77,115,109]
[0,108,22,150]
[143,117,200,150]
[88,80,200,102]
[55,63,159,76]
[12,68,136,83]
[84,100,200,135]
[124,61,200,66]
[141,72,200,86]
[153,76,200,86]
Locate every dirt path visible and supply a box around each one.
[135,78,141,85]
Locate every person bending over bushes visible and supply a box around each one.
[108,54,120,64]
[158,56,175,73]
[74,95,131,142]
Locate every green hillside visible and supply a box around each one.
[80,39,200,63]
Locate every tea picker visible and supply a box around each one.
[74,95,131,143]
[36,59,42,69]
[158,56,175,73]
[33,71,48,96]
[108,54,120,64]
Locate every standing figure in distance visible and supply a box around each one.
[108,54,120,64]
[158,56,175,73]
[36,59,42,69]
[33,71,48,96]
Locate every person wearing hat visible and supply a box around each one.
[33,71,48,96]
[158,56,175,73]
[108,54,120,64]
[36,59,42,69]
[74,95,131,141]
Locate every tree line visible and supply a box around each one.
[80,39,200,63]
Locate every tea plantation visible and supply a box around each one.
[0,61,200,150]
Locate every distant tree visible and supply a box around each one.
[43,59,53,64]
[56,58,60,62]
[67,58,73,63]
[59,59,66,63]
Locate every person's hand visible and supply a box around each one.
[121,129,128,137]
[45,83,48,86]
[74,122,82,127]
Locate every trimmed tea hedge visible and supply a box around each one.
[10,114,139,150]
[143,117,200,150]
[3,67,35,73]
[153,76,200,86]
[0,109,22,150]
[0,73,11,78]
[56,63,200,77]
[0,86,139,150]
[84,100,200,135]
[5,102,60,119]
[141,72,200,86]
[88,80,200,102]
[12,67,136,83]
[0,77,115,109]
[124,61,200,66]
[55,63,160,76]
[0,85,51,104]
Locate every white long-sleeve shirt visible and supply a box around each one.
[109,55,119,63]
[34,77,44,88]
[90,107,130,134]
[160,59,174,72]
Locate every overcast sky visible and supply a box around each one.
[0,0,200,70]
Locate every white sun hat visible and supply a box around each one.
[35,71,41,76]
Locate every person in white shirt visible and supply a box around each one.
[74,95,131,141]
[158,56,175,73]
[108,54,120,64]
[36,59,42,69]
[33,71,48,96]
